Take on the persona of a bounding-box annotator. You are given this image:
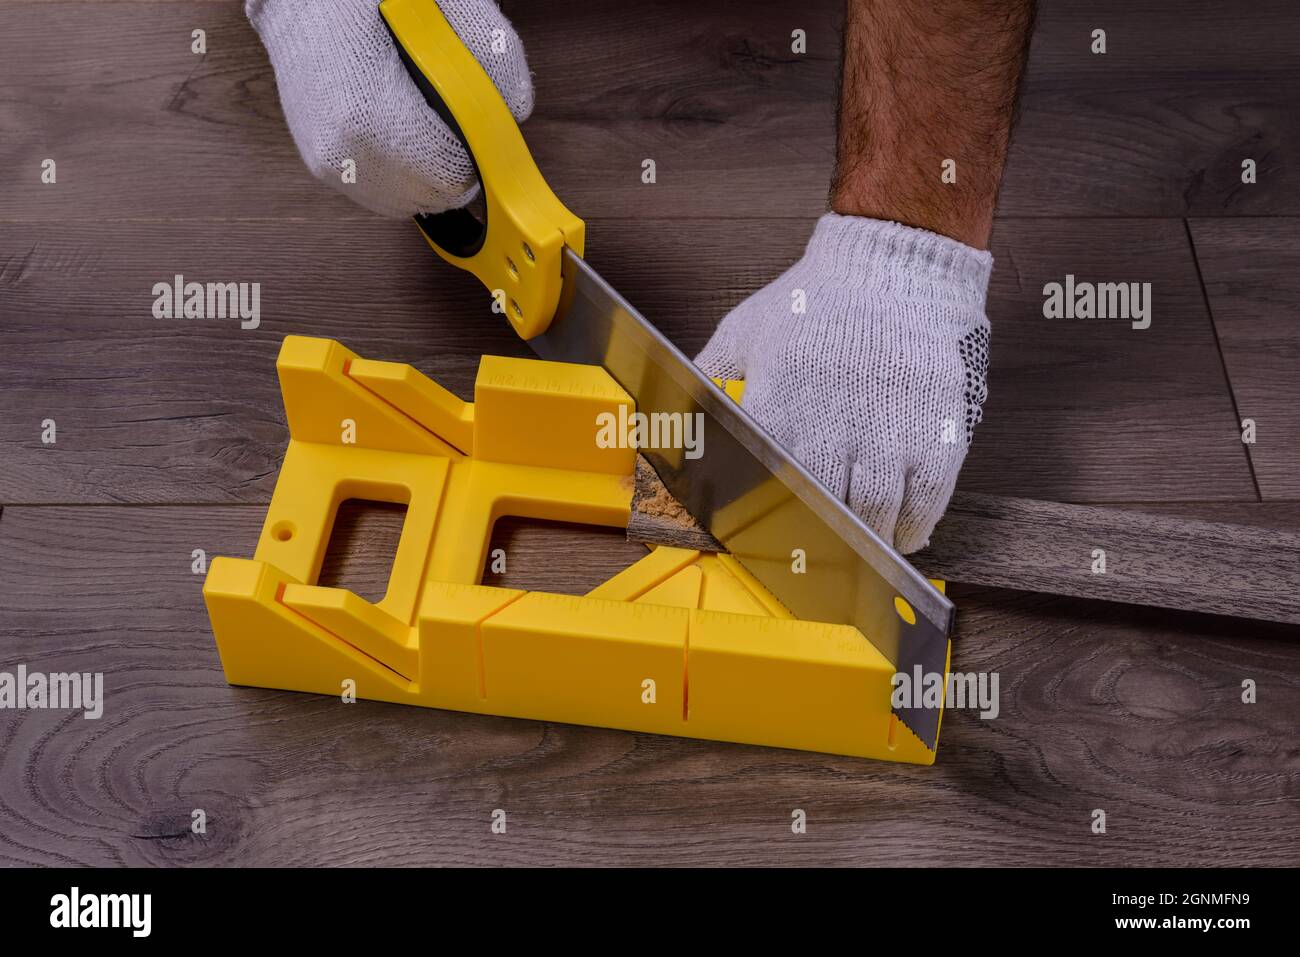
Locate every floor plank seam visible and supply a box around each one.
[1183,218,1264,503]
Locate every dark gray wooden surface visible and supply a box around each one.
[2,505,1298,867]
[1,0,1299,866]
[3,0,1298,221]
[0,217,1256,504]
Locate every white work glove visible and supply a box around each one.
[247,0,533,218]
[695,214,993,554]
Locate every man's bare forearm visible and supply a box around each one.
[831,0,1036,250]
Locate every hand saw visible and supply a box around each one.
[379,0,955,749]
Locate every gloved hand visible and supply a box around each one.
[695,214,993,554]
[247,0,533,218]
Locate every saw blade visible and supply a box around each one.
[526,248,955,749]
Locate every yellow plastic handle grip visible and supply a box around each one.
[379,0,585,339]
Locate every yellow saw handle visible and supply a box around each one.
[379,0,585,339]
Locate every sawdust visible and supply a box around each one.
[633,456,699,530]
[626,455,726,553]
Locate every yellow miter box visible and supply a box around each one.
[202,336,947,765]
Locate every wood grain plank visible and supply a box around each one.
[912,493,1300,624]
[965,217,1255,501]
[1,504,1297,866]
[0,217,1253,503]
[625,484,1300,620]
[626,485,1300,623]
[1121,501,1300,533]
[2,0,1297,223]
[1189,218,1300,500]
[0,218,521,503]
[1006,1,1300,218]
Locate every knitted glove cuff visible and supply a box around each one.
[804,213,994,307]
